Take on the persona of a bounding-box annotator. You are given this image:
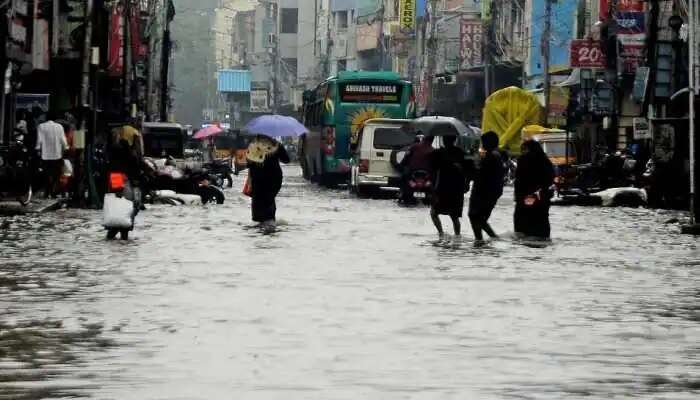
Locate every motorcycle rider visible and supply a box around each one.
[399,133,434,204]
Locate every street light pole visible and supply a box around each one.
[542,0,552,127]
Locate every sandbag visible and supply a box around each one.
[103,194,134,229]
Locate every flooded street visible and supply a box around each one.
[1,166,699,399]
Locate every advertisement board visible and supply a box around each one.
[570,40,607,68]
[460,18,483,69]
[399,0,416,34]
[250,90,269,112]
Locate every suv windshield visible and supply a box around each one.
[373,128,415,150]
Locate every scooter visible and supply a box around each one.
[0,133,33,205]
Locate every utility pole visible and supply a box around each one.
[325,2,332,77]
[160,0,173,122]
[123,0,132,119]
[542,0,552,127]
[689,0,698,225]
[378,0,386,71]
[272,1,280,114]
[426,0,438,113]
[145,0,158,121]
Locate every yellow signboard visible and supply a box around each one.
[399,0,415,33]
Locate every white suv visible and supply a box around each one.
[349,119,414,197]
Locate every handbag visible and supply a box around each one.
[242,175,252,197]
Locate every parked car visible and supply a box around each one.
[349,118,414,197]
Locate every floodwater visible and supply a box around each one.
[1,166,699,399]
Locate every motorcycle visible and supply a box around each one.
[0,133,33,205]
[399,169,432,205]
[144,158,225,205]
[204,158,234,188]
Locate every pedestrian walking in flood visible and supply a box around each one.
[514,139,555,240]
[247,136,290,231]
[468,131,505,245]
[35,111,68,198]
[430,134,474,239]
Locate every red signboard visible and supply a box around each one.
[620,42,645,74]
[570,40,607,68]
[600,0,644,20]
[108,5,124,77]
[460,18,483,69]
[618,0,645,12]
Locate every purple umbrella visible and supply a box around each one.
[193,125,223,140]
[243,115,308,138]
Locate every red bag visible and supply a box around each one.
[242,176,252,197]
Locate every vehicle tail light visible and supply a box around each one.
[108,172,127,192]
[359,159,369,173]
[322,126,336,156]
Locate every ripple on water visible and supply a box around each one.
[1,166,699,399]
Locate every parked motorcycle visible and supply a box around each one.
[144,158,225,205]
[204,158,234,188]
[0,134,33,205]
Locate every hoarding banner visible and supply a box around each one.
[250,90,269,112]
[356,22,380,51]
[399,0,416,34]
[108,5,124,77]
[570,40,607,68]
[619,42,645,74]
[460,18,483,69]
[616,12,645,35]
[633,117,651,139]
[618,0,645,12]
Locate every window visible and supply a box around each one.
[373,128,416,150]
[337,59,347,72]
[337,11,348,29]
[283,58,298,78]
[281,8,298,34]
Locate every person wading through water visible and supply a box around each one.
[468,131,505,246]
[430,134,474,239]
[514,139,555,240]
[247,136,290,231]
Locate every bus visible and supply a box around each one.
[300,71,416,185]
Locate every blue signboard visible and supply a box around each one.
[529,0,578,77]
[417,0,426,17]
[616,12,646,35]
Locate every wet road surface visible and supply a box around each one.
[1,166,699,399]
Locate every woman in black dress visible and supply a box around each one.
[430,135,473,238]
[514,139,555,239]
[248,137,290,226]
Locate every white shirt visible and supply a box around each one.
[36,120,68,161]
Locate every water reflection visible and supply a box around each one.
[1,167,699,399]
